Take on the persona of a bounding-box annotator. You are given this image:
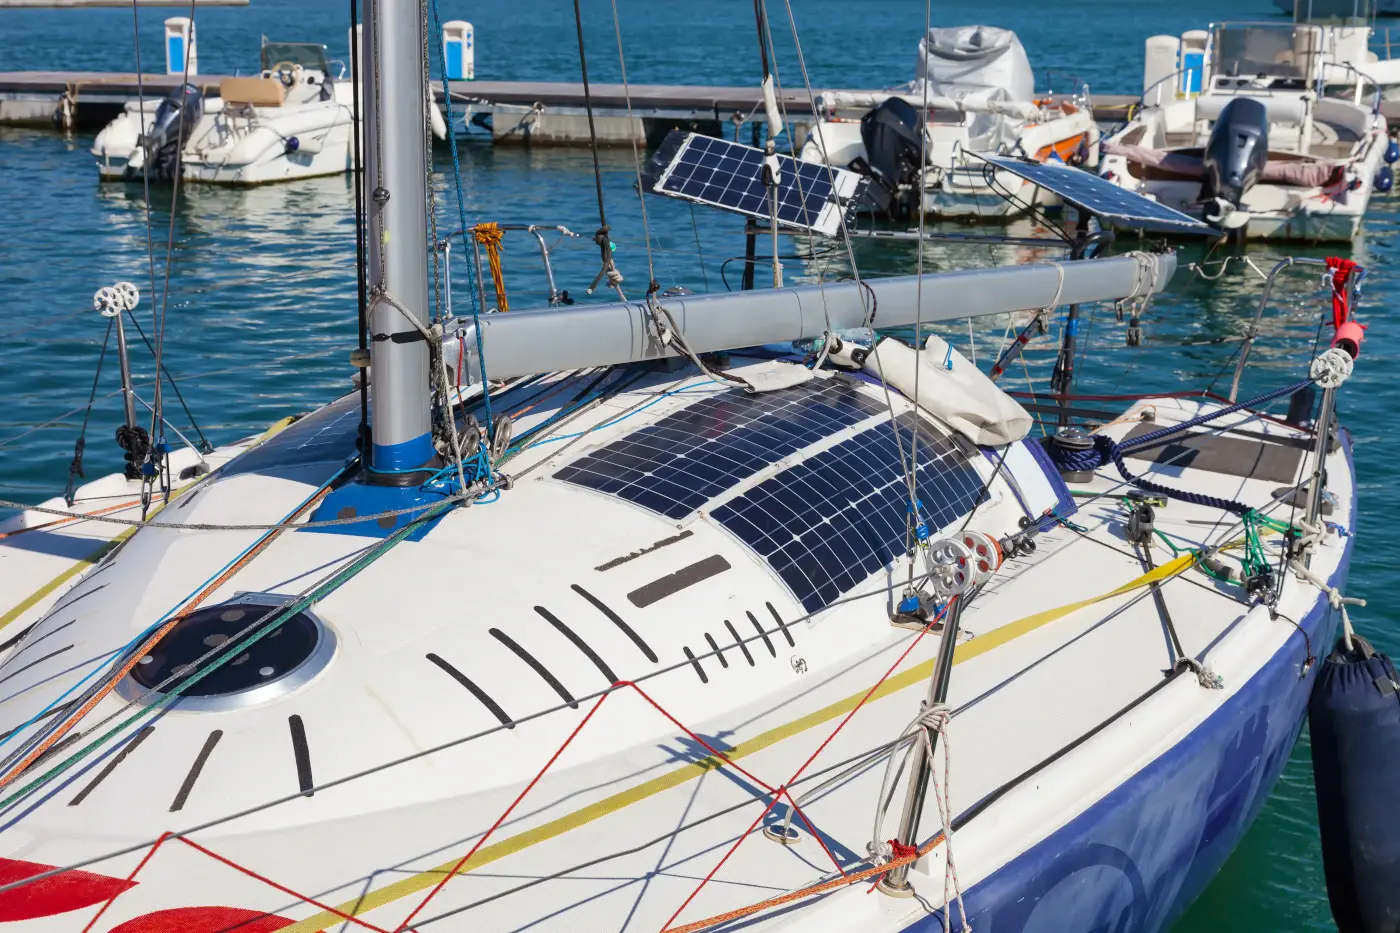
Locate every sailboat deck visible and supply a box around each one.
[0,361,1350,932]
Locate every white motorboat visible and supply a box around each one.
[1100,20,1392,241]
[799,26,1099,221]
[0,0,1379,930]
[91,39,446,186]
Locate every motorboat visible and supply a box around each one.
[799,26,1100,221]
[91,39,446,185]
[0,0,1379,929]
[1100,20,1392,241]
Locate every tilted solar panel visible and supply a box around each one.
[712,413,989,613]
[552,379,888,519]
[642,130,866,237]
[980,155,1215,235]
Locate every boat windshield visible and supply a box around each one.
[1213,24,1318,81]
[1287,0,1373,25]
[260,42,330,75]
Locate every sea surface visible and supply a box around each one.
[1,0,1398,929]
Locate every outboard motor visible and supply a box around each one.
[138,83,204,182]
[853,97,925,220]
[1201,97,1268,226]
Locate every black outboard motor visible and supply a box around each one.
[853,97,924,220]
[139,83,204,182]
[1201,97,1268,223]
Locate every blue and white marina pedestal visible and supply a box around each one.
[442,21,474,81]
[165,17,197,76]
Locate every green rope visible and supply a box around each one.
[0,500,455,812]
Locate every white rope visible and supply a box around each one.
[919,704,970,933]
[1290,554,1366,653]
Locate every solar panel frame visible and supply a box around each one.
[646,131,864,237]
[552,380,889,519]
[712,413,990,613]
[979,155,1216,235]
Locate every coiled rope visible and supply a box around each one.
[1048,377,1315,515]
[473,222,510,312]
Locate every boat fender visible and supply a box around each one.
[1333,320,1367,360]
[285,136,300,154]
[1309,632,1400,933]
[1374,165,1394,194]
[1385,138,1399,164]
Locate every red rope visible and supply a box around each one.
[392,691,612,932]
[1325,256,1358,329]
[659,604,950,931]
[56,631,949,933]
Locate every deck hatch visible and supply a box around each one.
[552,381,886,519]
[713,413,988,613]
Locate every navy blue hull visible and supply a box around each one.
[907,534,1352,933]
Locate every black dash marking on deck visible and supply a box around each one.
[626,555,731,609]
[0,645,74,686]
[491,628,578,709]
[426,653,514,727]
[535,607,617,684]
[0,623,36,655]
[11,620,77,659]
[767,602,796,647]
[170,729,223,812]
[48,583,110,617]
[34,732,82,767]
[595,530,695,572]
[571,584,658,663]
[288,715,314,796]
[748,611,776,657]
[724,620,755,667]
[683,647,709,684]
[69,726,154,806]
[705,633,727,668]
[0,700,75,741]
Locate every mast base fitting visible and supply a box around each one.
[875,877,916,898]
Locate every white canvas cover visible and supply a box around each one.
[916,25,1035,103]
[914,26,1036,150]
[863,335,1032,447]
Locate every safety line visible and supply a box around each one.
[277,555,1193,932]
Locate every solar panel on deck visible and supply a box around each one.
[553,380,887,519]
[979,155,1215,235]
[643,131,864,237]
[712,413,989,613]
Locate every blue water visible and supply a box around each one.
[3,0,1399,928]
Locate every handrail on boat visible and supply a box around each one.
[1228,256,1367,403]
[435,223,582,311]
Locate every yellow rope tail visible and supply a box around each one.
[474,222,509,313]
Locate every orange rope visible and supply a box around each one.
[663,832,947,933]
[474,222,509,313]
[0,499,142,540]
[0,485,333,789]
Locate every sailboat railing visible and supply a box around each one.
[436,223,582,313]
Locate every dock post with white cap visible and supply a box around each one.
[442,21,474,81]
[164,17,197,76]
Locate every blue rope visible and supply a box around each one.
[1047,377,1314,514]
[430,0,493,438]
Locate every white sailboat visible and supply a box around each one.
[0,0,1371,931]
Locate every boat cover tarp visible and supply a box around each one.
[864,335,1031,447]
[1104,141,1344,187]
[916,25,1035,150]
